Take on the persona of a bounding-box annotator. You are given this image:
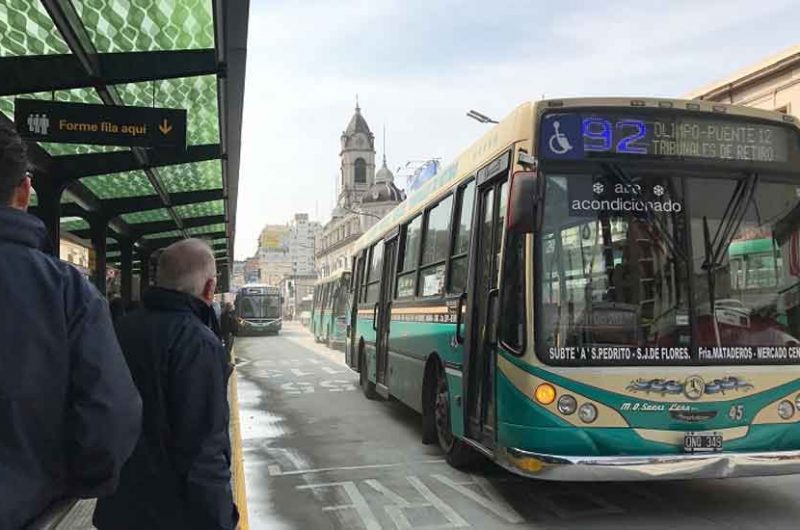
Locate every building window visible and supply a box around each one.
[355,158,366,184]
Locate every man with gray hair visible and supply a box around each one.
[94,238,239,530]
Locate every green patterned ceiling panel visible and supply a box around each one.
[174,199,224,219]
[0,1,70,56]
[159,159,222,193]
[121,208,172,224]
[42,143,127,156]
[143,229,181,240]
[0,88,101,119]
[81,170,155,199]
[114,75,219,145]
[73,0,213,53]
[107,250,121,258]
[29,188,37,207]
[60,216,89,231]
[187,223,224,235]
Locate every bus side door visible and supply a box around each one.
[465,153,510,446]
[375,234,399,389]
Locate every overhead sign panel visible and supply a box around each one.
[14,98,187,149]
[540,110,792,164]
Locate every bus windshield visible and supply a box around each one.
[238,294,282,319]
[538,166,800,365]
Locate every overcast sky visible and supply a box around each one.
[234,0,798,260]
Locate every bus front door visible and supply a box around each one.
[376,237,398,390]
[466,177,508,446]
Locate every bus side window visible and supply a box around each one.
[419,194,453,297]
[365,242,383,303]
[396,214,422,298]
[360,247,372,303]
[448,179,476,294]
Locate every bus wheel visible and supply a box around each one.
[433,363,474,468]
[359,344,378,400]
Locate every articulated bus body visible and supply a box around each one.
[311,271,351,351]
[235,284,282,335]
[345,97,800,481]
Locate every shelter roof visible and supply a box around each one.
[0,0,249,269]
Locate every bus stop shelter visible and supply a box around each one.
[0,0,248,302]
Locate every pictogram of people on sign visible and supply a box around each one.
[27,113,50,135]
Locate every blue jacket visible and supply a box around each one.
[0,206,142,529]
[94,287,239,530]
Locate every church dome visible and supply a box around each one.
[375,162,394,184]
[362,181,405,204]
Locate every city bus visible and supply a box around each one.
[235,284,283,335]
[311,271,351,351]
[346,97,800,481]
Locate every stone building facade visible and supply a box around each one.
[687,44,800,118]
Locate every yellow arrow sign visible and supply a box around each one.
[159,119,173,135]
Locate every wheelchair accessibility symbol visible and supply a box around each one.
[548,120,573,155]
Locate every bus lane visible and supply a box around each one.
[234,323,800,530]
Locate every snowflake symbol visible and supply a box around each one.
[592,182,605,195]
[653,185,665,197]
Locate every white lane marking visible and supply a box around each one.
[264,460,446,477]
[433,474,524,524]
[406,476,469,528]
[298,481,381,530]
[280,381,315,394]
[367,478,469,529]
[319,379,357,392]
[268,465,282,476]
[323,366,347,374]
[290,368,314,377]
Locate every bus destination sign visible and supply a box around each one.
[540,111,790,163]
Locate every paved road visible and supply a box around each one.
[237,322,800,530]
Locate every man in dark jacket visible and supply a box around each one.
[94,238,239,530]
[0,121,142,528]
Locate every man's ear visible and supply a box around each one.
[202,277,217,304]
[11,176,32,211]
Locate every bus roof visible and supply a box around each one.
[239,284,280,294]
[353,97,799,255]
[314,269,351,286]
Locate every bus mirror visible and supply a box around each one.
[507,171,538,234]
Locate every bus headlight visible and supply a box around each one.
[778,400,795,420]
[557,395,577,415]
[578,403,598,424]
[534,384,556,405]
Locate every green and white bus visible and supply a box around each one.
[345,97,800,480]
[311,271,351,351]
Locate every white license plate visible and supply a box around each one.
[683,431,723,453]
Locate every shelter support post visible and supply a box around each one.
[89,215,108,297]
[119,239,133,304]
[138,248,152,299]
[30,177,62,257]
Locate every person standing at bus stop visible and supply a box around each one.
[93,238,239,530]
[0,121,142,529]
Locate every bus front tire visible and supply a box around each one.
[359,345,378,400]
[430,361,475,468]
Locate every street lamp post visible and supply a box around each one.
[466,109,498,124]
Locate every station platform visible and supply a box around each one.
[37,353,249,530]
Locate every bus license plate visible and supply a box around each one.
[683,431,723,453]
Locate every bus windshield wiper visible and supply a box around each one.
[701,173,758,345]
[602,163,686,262]
[702,173,758,272]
